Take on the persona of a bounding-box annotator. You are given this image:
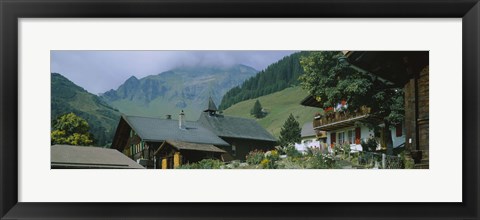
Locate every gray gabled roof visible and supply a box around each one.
[197,112,277,142]
[51,145,144,169]
[123,115,230,146]
[166,140,226,153]
[301,122,316,138]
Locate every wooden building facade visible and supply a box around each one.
[344,51,429,167]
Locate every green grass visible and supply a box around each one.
[223,86,319,138]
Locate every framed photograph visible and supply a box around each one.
[1,0,478,219]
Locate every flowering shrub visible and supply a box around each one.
[261,150,280,168]
[305,146,325,156]
[305,153,336,169]
[177,159,223,169]
[260,158,272,168]
[324,107,334,114]
[276,157,306,169]
[265,150,279,160]
[246,150,264,165]
[340,142,351,157]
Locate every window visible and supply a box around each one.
[338,132,345,144]
[232,145,236,156]
[347,130,354,144]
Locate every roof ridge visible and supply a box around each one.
[125,114,198,123]
[200,112,258,122]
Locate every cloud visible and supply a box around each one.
[51,50,296,94]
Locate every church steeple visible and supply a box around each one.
[204,97,218,115]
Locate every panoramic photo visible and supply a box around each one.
[50,50,429,169]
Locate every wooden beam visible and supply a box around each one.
[153,141,167,156]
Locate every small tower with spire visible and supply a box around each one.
[204,97,218,116]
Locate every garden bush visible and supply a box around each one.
[177,159,223,169]
[260,150,280,169]
[246,150,265,165]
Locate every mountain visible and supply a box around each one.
[100,64,258,120]
[51,73,121,146]
[222,86,319,138]
[219,51,310,110]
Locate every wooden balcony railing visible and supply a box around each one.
[313,107,371,129]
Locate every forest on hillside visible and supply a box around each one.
[218,51,310,110]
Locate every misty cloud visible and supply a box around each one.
[51,50,296,94]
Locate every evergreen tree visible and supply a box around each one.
[250,100,264,118]
[51,112,94,146]
[219,51,310,110]
[279,114,301,147]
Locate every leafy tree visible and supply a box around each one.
[250,100,264,118]
[279,114,301,147]
[299,51,404,155]
[51,112,94,146]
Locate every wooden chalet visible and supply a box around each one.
[197,97,278,160]
[111,97,278,168]
[111,112,230,169]
[301,51,428,168]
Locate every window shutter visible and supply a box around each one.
[355,127,361,144]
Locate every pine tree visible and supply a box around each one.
[250,100,264,118]
[279,113,301,147]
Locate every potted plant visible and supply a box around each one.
[324,107,334,120]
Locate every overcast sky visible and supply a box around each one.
[51,51,296,94]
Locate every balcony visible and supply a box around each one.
[313,107,375,131]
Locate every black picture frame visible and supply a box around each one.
[1,0,479,219]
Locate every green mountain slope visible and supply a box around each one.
[100,65,258,120]
[222,86,319,138]
[219,51,310,110]
[51,73,121,146]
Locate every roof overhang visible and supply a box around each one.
[344,51,429,86]
[300,95,322,108]
[167,140,227,153]
[314,114,381,131]
[51,162,141,169]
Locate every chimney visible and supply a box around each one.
[165,114,172,120]
[179,110,186,129]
